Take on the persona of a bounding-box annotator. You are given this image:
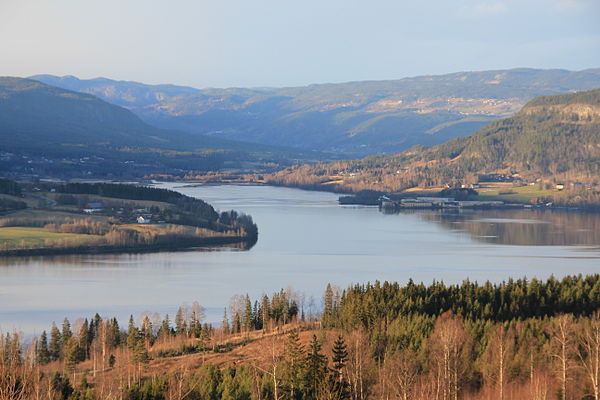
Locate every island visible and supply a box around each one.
[0,179,258,256]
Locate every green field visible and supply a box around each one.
[477,184,559,203]
[0,226,102,250]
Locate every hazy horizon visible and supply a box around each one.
[1,0,599,88]
[16,66,597,91]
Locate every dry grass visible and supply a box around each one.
[0,226,102,249]
[63,322,324,384]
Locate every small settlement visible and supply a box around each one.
[379,196,504,210]
[81,203,154,224]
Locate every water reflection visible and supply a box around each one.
[0,243,248,267]
[388,209,600,247]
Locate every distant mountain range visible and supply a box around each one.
[32,68,600,156]
[269,88,600,193]
[0,78,320,179]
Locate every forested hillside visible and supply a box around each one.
[2,275,600,399]
[32,68,600,156]
[269,88,600,206]
[0,78,322,179]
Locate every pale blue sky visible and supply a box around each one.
[1,0,598,88]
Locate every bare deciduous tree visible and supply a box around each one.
[429,311,471,400]
[548,314,575,400]
[577,312,600,400]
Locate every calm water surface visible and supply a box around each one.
[1,183,599,333]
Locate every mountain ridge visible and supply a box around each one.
[0,77,323,179]
[32,68,600,156]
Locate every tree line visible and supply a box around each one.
[3,275,600,399]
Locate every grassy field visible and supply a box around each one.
[48,193,174,210]
[0,226,102,250]
[477,183,559,203]
[2,208,109,223]
[0,193,39,207]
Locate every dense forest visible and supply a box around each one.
[267,89,600,207]
[2,275,600,399]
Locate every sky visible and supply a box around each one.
[0,0,599,88]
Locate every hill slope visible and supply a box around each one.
[0,78,320,179]
[269,89,600,193]
[32,68,600,156]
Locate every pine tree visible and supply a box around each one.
[38,330,50,365]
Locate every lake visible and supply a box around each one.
[1,183,599,334]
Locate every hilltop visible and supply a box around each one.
[32,68,600,156]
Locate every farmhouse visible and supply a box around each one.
[137,215,152,224]
[83,202,103,213]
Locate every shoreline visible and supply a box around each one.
[164,180,600,212]
[0,235,256,257]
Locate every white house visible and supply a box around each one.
[137,215,151,224]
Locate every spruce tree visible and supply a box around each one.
[330,335,350,399]
[91,313,102,338]
[305,334,328,399]
[49,323,62,361]
[222,308,230,335]
[158,314,172,339]
[261,295,271,331]
[233,312,241,334]
[110,318,121,346]
[141,315,154,345]
[284,329,305,400]
[175,306,188,336]
[243,295,253,333]
[127,316,140,351]
[61,318,72,354]
[38,330,50,365]
[78,319,91,359]
[131,338,149,366]
[323,284,334,327]
[190,311,201,338]
[64,337,82,373]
